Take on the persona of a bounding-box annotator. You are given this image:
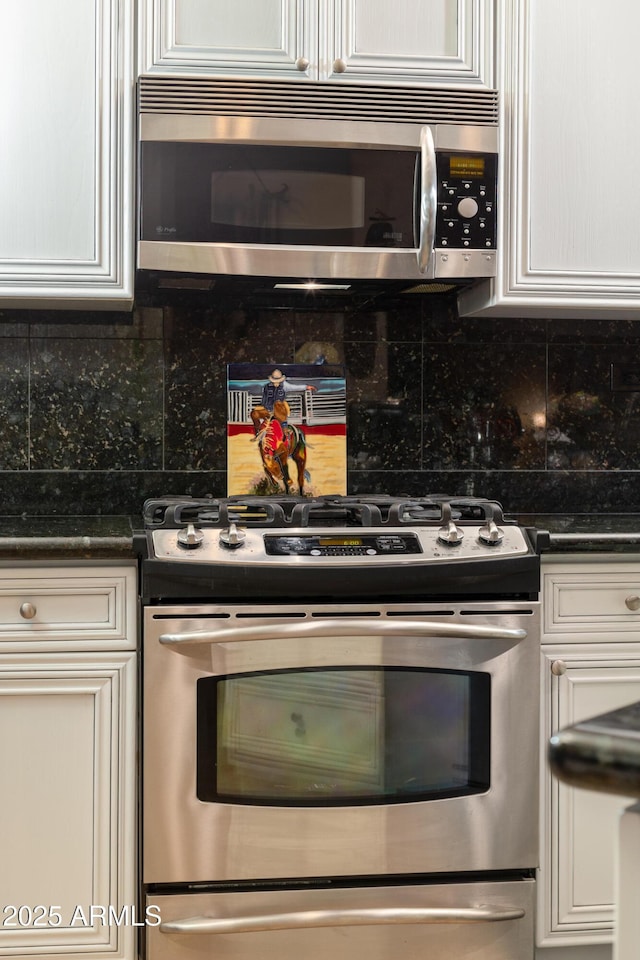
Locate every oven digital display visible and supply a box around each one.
[319,537,363,547]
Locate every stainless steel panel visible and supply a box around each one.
[434,247,496,278]
[139,113,498,154]
[143,601,539,884]
[137,240,432,280]
[146,880,535,960]
[150,523,528,562]
[140,114,425,148]
[138,241,496,280]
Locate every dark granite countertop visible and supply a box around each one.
[514,514,640,554]
[0,516,138,559]
[549,701,640,798]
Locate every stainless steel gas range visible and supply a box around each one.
[136,494,548,960]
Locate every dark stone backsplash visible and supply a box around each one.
[1,289,640,518]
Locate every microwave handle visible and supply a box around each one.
[417,125,437,274]
[160,904,525,935]
[159,618,527,646]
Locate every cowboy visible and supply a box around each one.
[260,369,317,413]
[260,369,287,411]
[251,369,317,435]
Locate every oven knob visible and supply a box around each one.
[177,523,204,549]
[219,522,246,549]
[437,521,464,545]
[478,519,504,545]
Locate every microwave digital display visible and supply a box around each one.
[449,156,486,178]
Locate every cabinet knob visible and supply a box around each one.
[626,595,640,611]
[295,57,310,71]
[19,602,37,620]
[551,660,567,676]
[332,58,347,73]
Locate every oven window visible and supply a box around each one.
[197,667,490,806]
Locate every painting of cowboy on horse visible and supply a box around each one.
[226,363,347,497]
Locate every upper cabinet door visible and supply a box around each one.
[139,0,318,78]
[322,0,494,86]
[139,0,494,87]
[459,0,640,318]
[0,0,134,309]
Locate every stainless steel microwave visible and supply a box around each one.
[137,78,499,286]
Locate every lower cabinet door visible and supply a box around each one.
[539,650,640,946]
[0,652,136,959]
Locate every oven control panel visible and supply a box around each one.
[264,534,421,557]
[150,524,533,563]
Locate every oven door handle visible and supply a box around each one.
[159,619,527,646]
[159,904,526,935]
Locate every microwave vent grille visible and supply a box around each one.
[138,77,498,127]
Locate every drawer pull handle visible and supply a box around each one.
[551,660,567,676]
[626,596,640,611]
[19,602,37,620]
[160,904,526,935]
[295,57,310,71]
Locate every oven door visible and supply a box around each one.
[142,601,539,884]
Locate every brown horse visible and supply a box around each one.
[252,400,309,494]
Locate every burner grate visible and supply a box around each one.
[142,495,511,530]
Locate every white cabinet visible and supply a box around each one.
[0,563,137,960]
[459,0,640,319]
[139,0,494,87]
[539,559,640,949]
[616,802,640,960]
[0,0,135,309]
[0,567,136,650]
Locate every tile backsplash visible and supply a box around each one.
[1,288,639,517]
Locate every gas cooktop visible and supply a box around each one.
[135,495,548,602]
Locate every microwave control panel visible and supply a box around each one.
[435,152,497,252]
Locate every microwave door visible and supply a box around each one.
[138,120,429,282]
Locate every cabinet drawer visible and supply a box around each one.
[0,566,136,650]
[543,565,640,640]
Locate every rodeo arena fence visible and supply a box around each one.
[228,388,346,426]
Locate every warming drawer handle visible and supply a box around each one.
[159,904,526,935]
[159,619,527,646]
